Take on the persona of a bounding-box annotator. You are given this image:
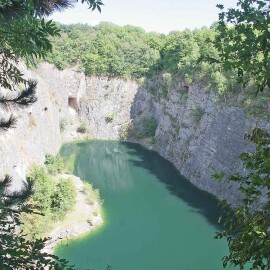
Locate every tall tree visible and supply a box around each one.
[215,0,270,92]
[0,1,103,269]
[214,1,270,269]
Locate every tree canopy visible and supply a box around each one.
[215,0,270,91]
[213,1,270,269]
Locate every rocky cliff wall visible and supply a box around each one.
[0,63,86,190]
[78,73,270,205]
[1,63,269,205]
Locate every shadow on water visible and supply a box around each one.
[61,140,226,231]
[120,141,224,230]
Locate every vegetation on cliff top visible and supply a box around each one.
[46,17,270,117]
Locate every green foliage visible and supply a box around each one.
[135,116,158,138]
[45,154,65,175]
[215,0,270,91]
[0,0,104,91]
[27,165,55,212]
[77,122,88,133]
[214,128,270,269]
[52,177,76,219]
[0,175,75,269]
[46,23,160,79]
[22,165,77,240]
[105,113,115,123]
[0,14,60,90]
[47,23,247,97]
[189,105,205,124]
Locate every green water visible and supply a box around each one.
[56,141,234,270]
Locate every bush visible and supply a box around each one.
[178,87,189,97]
[162,72,172,87]
[21,165,77,239]
[105,113,115,123]
[27,166,55,213]
[136,116,158,139]
[77,122,88,133]
[189,105,205,124]
[52,178,76,219]
[45,154,65,175]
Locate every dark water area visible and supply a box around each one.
[56,140,238,270]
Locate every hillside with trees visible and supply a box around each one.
[46,21,270,117]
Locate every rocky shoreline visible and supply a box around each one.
[42,174,103,254]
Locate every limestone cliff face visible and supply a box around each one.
[0,63,86,190]
[73,71,270,205]
[1,63,269,205]
[129,84,270,204]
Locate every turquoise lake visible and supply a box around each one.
[56,140,238,270]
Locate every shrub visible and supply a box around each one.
[162,72,172,87]
[45,154,65,175]
[22,166,77,239]
[179,87,188,95]
[27,166,55,213]
[135,117,158,139]
[105,113,115,123]
[189,105,205,124]
[77,122,88,133]
[52,178,76,219]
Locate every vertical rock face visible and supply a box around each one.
[129,83,270,204]
[78,76,270,204]
[79,77,139,139]
[1,63,269,205]
[0,63,86,190]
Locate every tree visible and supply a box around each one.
[0,176,76,269]
[215,0,270,92]
[213,1,270,269]
[0,0,103,269]
[215,128,270,269]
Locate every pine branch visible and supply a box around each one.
[13,80,38,107]
[34,0,75,17]
[0,80,38,109]
[0,174,12,192]
[0,114,17,130]
[4,179,34,207]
